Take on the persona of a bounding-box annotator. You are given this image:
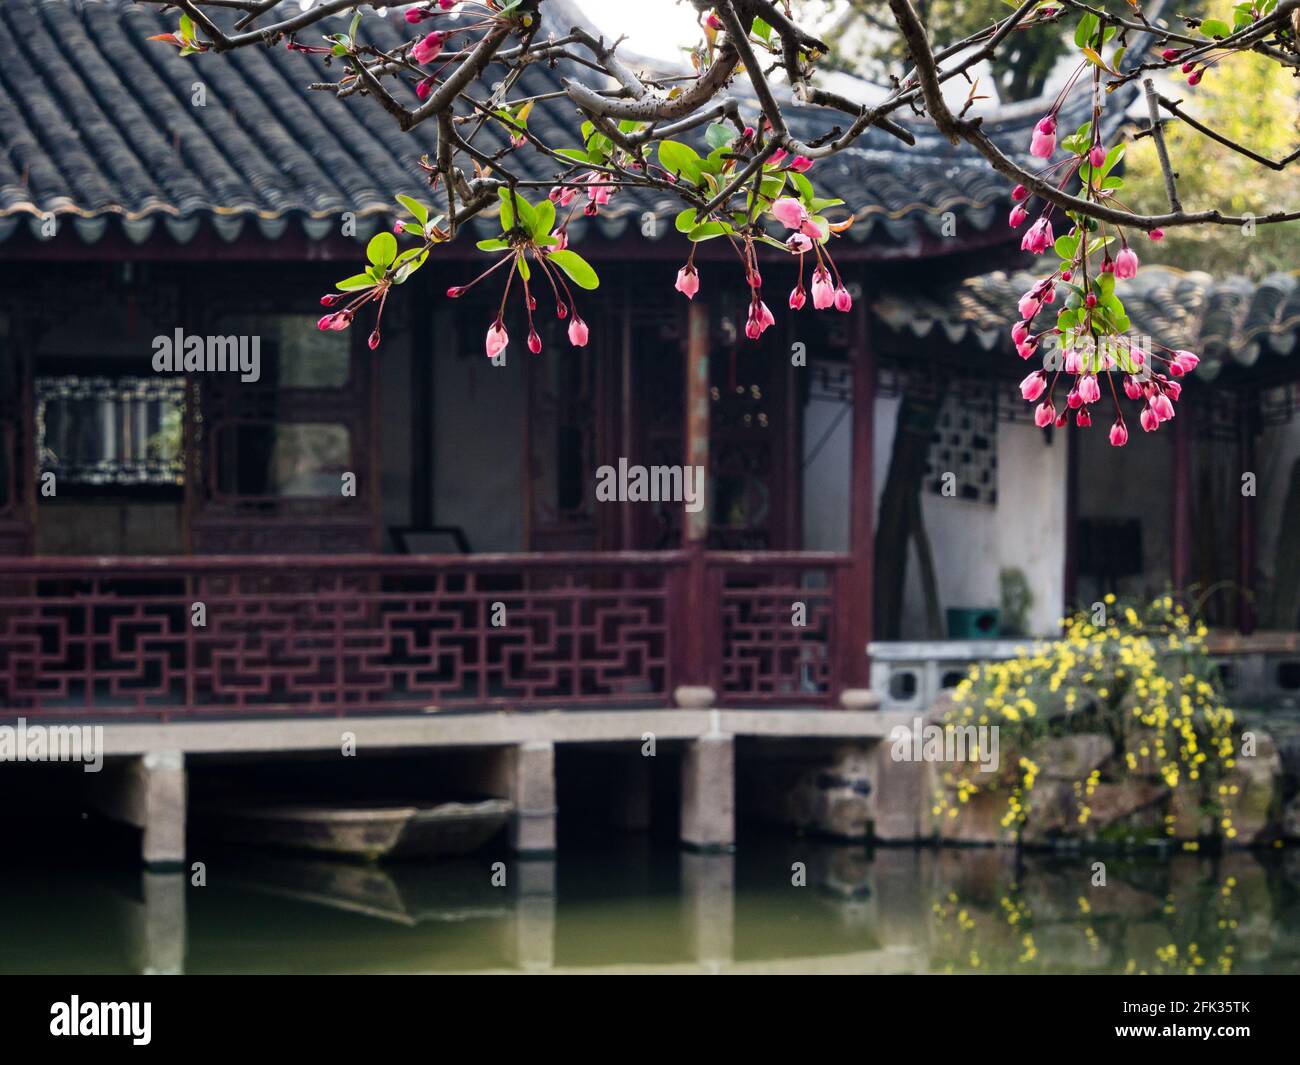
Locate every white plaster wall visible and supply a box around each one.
[802,373,1068,639]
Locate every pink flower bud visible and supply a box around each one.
[1020,371,1047,402]
[1148,228,1165,242]
[528,329,542,355]
[485,320,509,359]
[1011,184,1029,202]
[568,316,589,347]
[1109,420,1129,447]
[834,286,852,312]
[447,286,465,298]
[789,286,806,310]
[1090,144,1106,168]
[1113,247,1139,279]
[1140,406,1160,433]
[789,156,814,172]
[1035,401,1056,428]
[412,31,445,65]
[675,264,700,300]
[1009,205,1028,228]
[368,329,381,350]
[1076,408,1092,427]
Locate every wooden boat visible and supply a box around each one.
[197,798,513,862]
[225,855,513,925]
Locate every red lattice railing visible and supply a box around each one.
[0,551,851,720]
[709,553,852,706]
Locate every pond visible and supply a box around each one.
[4,829,1300,975]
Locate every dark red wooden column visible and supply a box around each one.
[1170,403,1192,594]
[1238,389,1257,634]
[678,300,716,693]
[839,301,875,697]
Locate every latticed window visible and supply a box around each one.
[35,376,185,487]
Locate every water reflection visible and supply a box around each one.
[3,840,1299,974]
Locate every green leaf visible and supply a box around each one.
[393,249,428,284]
[687,221,731,241]
[675,207,704,232]
[556,147,591,164]
[547,249,600,289]
[1074,12,1099,48]
[1054,234,1079,260]
[751,16,772,41]
[531,198,556,239]
[179,13,195,40]
[705,123,735,151]
[789,170,815,204]
[657,140,703,185]
[366,232,397,269]
[517,256,531,282]
[1200,17,1231,37]
[396,194,429,226]
[477,238,511,251]
[336,273,376,292]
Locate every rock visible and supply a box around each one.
[936,788,1016,846]
[1085,781,1167,828]
[1037,734,1115,781]
[1225,727,1281,845]
[1284,793,1300,841]
[1020,779,1077,846]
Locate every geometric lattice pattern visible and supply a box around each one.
[0,557,673,720]
[0,554,847,720]
[714,558,839,704]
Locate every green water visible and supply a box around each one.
[4,831,1300,974]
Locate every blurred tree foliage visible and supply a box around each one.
[804,0,1068,100]
[1125,51,1300,278]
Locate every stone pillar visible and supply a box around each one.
[681,735,734,850]
[508,859,556,972]
[681,851,734,970]
[88,751,187,867]
[867,737,928,842]
[126,871,186,975]
[509,741,556,854]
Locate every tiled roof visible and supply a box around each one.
[0,0,1133,252]
[872,266,1300,380]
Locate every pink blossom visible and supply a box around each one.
[834,286,852,312]
[769,148,789,167]
[1140,406,1160,433]
[550,184,578,208]
[1011,321,1030,346]
[1011,184,1029,202]
[405,6,434,23]
[745,300,775,340]
[1123,376,1143,401]
[1089,144,1106,168]
[1076,408,1092,427]
[568,316,589,347]
[368,329,381,350]
[1018,292,1042,320]
[1008,204,1028,228]
[1030,114,1057,158]
[789,286,806,310]
[786,232,813,254]
[412,31,445,65]
[772,197,808,230]
[1020,217,1054,255]
[585,172,612,205]
[1171,350,1199,375]
[1034,401,1056,428]
[1064,348,1083,375]
[486,320,508,359]
[1165,379,1182,402]
[1150,393,1175,422]
[1078,375,1101,405]
[789,156,814,172]
[1067,387,1082,410]
[810,267,835,310]
[1113,246,1139,279]
[675,264,699,300]
[1020,371,1047,402]
[1149,228,1165,242]
[528,329,542,355]
[1109,420,1128,447]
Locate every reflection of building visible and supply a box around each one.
[0,3,1296,855]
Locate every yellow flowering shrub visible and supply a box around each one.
[934,596,1237,842]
